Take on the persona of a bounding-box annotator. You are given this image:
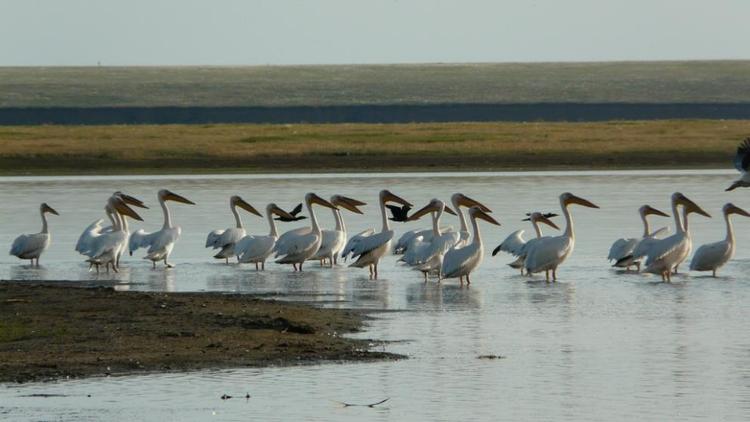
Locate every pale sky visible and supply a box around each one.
[2,0,749,66]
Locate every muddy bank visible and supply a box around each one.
[0,283,399,383]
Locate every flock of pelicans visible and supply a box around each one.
[9,139,750,284]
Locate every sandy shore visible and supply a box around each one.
[0,283,399,383]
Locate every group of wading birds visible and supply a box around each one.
[10,139,750,284]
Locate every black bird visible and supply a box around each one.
[386,204,412,222]
[522,212,558,221]
[274,203,307,222]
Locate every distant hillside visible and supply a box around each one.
[2,61,750,108]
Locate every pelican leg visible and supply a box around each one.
[466,274,471,285]
[152,260,156,269]
[635,262,641,273]
[368,265,374,278]
[666,270,672,283]
[112,262,119,273]
[545,270,550,282]
[164,258,174,268]
[293,263,298,271]
[320,259,324,267]
[255,262,259,271]
[261,262,265,271]
[712,269,716,278]
[333,255,338,265]
[225,258,229,264]
[459,276,464,286]
[299,261,304,272]
[329,255,334,268]
[374,264,379,279]
[673,265,679,275]
[423,271,428,283]
[552,269,557,282]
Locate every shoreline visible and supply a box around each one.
[0,283,400,384]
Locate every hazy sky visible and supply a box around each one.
[2,0,749,66]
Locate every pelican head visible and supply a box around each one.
[113,191,148,209]
[231,195,262,217]
[407,198,457,221]
[267,203,296,220]
[639,204,669,218]
[379,189,412,207]
[723,202,750,217]
[673,193,711,217]
[468,206,501,226]
[560,192,599,209]
[331,195,366,214]
[305,192,338,210]
[523,212,559,230]
[158,189,195,205]
[40,203,59,216]
[451,193,492,212]
[109,196,144,221]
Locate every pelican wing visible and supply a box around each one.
[275,231,319,262]
[524,235,570,273]
[205,229,226,248]
[493,229,527,257]
[10,233,49,259]
[146,227,181,257]
[129,229,159,254]
[341,228,376,259]
[236,235,276,262]
[608,238,638,261]
[274,227,312,257]
[442,243,482,278]
[75,218,105,253]
[349,230,394,259]
[89,231,127,259]
[690,240,731,271]
[631,236,660,260]
[734,138,750,172]
[644,233,685,267]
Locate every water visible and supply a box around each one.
[2,170,750,421]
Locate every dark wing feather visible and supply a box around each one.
[734,138,750,172]
[290,203,303,216]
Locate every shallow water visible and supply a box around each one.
[2,170,750,421]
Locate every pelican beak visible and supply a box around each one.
[443,205,457,216]
[332,195,366,214]
[42,203,59,216]
[236,197,262,217]
[565,194,599,209]
[118,193,148,209]
[644,205,669,217]
[538,214,560,230]
[475,209,501,226]
[727,203,750,217]
[310,193,338,210]
[457,194,492,212]
[113,199,143,221]
[383,190,412,207]
[680,196,711,218]
[271,205,296,220]
[164,191,195,205]
[407,202,438,221]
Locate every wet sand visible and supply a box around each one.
[0,283,399,383]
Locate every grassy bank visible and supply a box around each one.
[2,61,750,107]
[0,120,745,174]
[0,283,397,383]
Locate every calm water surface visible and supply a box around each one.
[2,170,750,421]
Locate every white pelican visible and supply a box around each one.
[492,212,559,275]
[524,193,599,281]
[644,193,710,281]
[76,192,147,269]
[689,203,750,277]
[235,203,295,270]
[608,205,670,271]
[441,206,501,285]
[310,196,366,266]
[205,196,262,264]
[400,198,458,280]
[129,189,195,268]
[10,203,59,266]
[274,193,338,271]
[450,193,492,247]
[726,137,750,191]
[341,189,412,279]
[85,196,144,273]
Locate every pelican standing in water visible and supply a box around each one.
[524,193,600,281]
[10,203,59,266]
[310,196,367,266]
[441,206,501,285]
[401,198,458,281]
[235,203,295,270]
[690,203,750,277]
[726,137,750,191]
[608,205,670,271]
[85,196,144,273]
[205,196,262,264]
[644,193,711,281]
[129,189,195,268]
[492,212,559,275]
[342,189,412,279]
[274,193,338,271]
